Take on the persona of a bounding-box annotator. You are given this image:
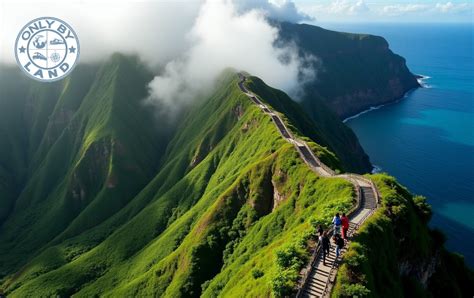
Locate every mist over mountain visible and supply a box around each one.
[0,3,472,297]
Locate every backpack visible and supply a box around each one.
[322,236,330,248]
[337,237,344,248]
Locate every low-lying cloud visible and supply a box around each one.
[1,0,315,116]
[146,0,315,117]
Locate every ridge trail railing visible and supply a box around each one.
[238,73,380,298]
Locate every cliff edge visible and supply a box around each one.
[278,22,420,120]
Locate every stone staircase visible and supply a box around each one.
[237,74,380,298]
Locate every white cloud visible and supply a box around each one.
[306,0,369,17]
[1,0,315,118]
[435,2,471,14]
[298,1,473,22]
[436,2,455,13]
[0,0,310,64]
[0,0,202,65]
[380,4,428,16]
[146,0,315,118]
[328,0,370,15]
[236,0,313,22]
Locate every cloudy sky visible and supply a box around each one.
[294,0,473,23]
[0,0,471,116]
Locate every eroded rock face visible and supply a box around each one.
[69,137,111,204]
[272,179,285,212]
[399,252,440,288]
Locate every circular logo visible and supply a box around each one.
[15,17,80,82]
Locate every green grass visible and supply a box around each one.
[243,75,370,173]
[0,58,358,297]
[332,174,474,298]
[1,52,468,298]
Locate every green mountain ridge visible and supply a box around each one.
[0,54,471,297]
[0,55,356,296]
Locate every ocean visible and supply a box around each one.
[322,23,474,266]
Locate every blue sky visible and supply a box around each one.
[291,0,473,23]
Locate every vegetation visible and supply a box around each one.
[332,174,474,298]
[245,75,371,174]
[0,24,470,297]
[0,55,357,297]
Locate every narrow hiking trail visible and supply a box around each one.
[237,74,380,298]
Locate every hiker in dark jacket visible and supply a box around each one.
[321,231,331,265]
[317,225,324,237]
[334,234,344,263]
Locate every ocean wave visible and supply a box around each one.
[342,104,385,123]
[371,164,382,174]
[417,74,433,88]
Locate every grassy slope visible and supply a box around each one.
[3,55,467,298]
[332,174,474,298]
[1,64,357,297]
[245,76,370,173]
[0,67,29,223]
[0,54,167,275]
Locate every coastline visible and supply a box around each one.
[416,74,432,88]
[342,75,426,124]
[342,74,427,173]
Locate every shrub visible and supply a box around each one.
[344,242,366,268]
[341,283,370,297]
[251,268,264,279]
[271,242,308,296]
[413,195,432,223]
[271,268,299,297]
[275,244,306,269]
[309,217,326,231]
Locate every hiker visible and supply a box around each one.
[317,225,324,237]
[332,213,342,236]
[317,225,324,244]
[341,213,349,239]
[321,231,331,265]
[334,234,344,262]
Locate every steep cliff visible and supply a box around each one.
[278,22,420,119]
[333,174,474,298]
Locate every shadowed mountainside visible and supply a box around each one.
[278,22,420,120]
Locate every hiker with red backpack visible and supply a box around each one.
[341,213,349,239]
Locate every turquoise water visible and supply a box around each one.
[323,23,474,266]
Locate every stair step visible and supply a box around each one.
[314,276,328,284]
[314,270,329,277]
[308,277,326,287]
[304,286,322,297]
[307,283,325,294]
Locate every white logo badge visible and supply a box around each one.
[15,17,80,82]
